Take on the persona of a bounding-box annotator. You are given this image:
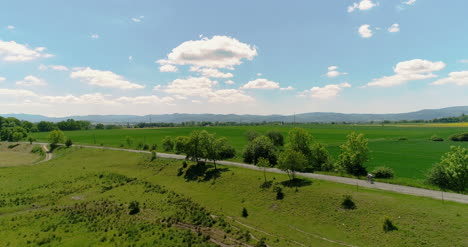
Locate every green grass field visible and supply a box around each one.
[0,146,466,246]
[32,124,468,184]
[0,143,42,167]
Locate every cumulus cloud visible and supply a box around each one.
[116,95,174,104]
[164,77,215,96]
[0,40,53,62]
[208,89,254,104]
[459,59,468,63]
[70,67,145,89]
[348,0,378,12]
[388,23,400,33]
[7,25,15,30]
[301,82,351,99]
[225,80,235,85]
[432,71,468,86]
[159,64,178,72]
[280,86,295,91]
[404,0,416,5]
[326,66,348,78]
[16,75,48,87]
[131,16,144,22]
[90,34,100,39]
[190,67,233,78]
[358,24,373,38]
[0,88,37,97]
[0,77,5,82]
[40,93,118,105]
[241,78,280,89]
[366,59,446,87]
[38,64,68,71]
[157,36,257,70]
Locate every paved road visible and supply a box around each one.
[31,142,468,204]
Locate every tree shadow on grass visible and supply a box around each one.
[184,162,229,182]
[280,178,312,188]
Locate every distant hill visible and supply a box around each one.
[2,106,468,124]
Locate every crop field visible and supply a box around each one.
[0,146,466,246]
[32,124,468,185]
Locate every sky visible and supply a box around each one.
[0,0,467,117]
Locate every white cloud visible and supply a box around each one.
[326,66,348,78]
[0,77,5,82]
[459,59,468,63]
[348,0,378,12]
[90,34,100,39]
[241,78,280,89]
[159,64,178,72]
[0,40,53,62]
[225,80,235,85]
[38,64,68,71]
[157,35,257,70]
[41,93,116,105]
[116,95,174,104]
[257,73,262,76]
[366,59,446,87]
[16,75,48,87]
[70,67,145,89]
[190,67,234,78]
[164,77,215,96]
[404,0,416,5]
[358,24,373,38]
[0,88,37,97]
[432,71,468,86]
[131,16,144,23]
[7,25,15,30]
[280,86,295,91]
[208,89,254,104]
[388,23,400,33]
[128,56,133,61]
[153,84,162,90]
[301,82,351,99]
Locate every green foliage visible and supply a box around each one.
[48,130,65,145]
[243,136,277,165]
[338,132,369,176]
[37,121,56,132]
[241,207,248,218]
[398,137,408,141]
[383,217,398,232]
[449,132,468,142]
[31,146,45,155]
[341,195,356,210]
[288,128,313,163]
[162,136,174,151]
[125,136,134,147]
[215,137,236,160]
[430,135,444,142]
[372,166,395,179]
[128,200,140,215]
[174,136,189,154]
[427,146,467,192]
[27,136,36,144]
[244,130,260,142]
[266,130,284,146]
[65,138,73,148]
[151,151,157,161]
[95,123,105,129]
[150,143,158,151]
[278,148,307,181]
[273,185,284,200]
[310,142,332,171]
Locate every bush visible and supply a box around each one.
[143,144,149,150]
[341,195,356,210]
[128,201,140,215]
[372,166,394,179]
[65,138,73,148]
[31,146,45,155]
[430,135,444,142]
[449,132,468,142]
[427,146,467,193]
[150,151,157,161]
[383,217,398,232]
[150,144,157,151]
[125,136,134,147]
[273,186,284,200]
[241,207,248,218]
[162,136,174,151]
[136,141,144,150]
[397,137,408,141]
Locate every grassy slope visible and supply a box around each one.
[0,143,42,167]
[32,124,468,181]
[0,147,466,246]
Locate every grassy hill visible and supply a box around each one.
[0,146,466,246]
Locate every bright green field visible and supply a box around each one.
[32,124,468,183]
[0,147,466,246]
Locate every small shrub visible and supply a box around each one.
[136,141,144,150]
[372,166,394,179]
[27,136,36,144]
[143,144,149,150]
[150,144,157,151]
[273,186,284,200]
[397,137,408,141]
[430,135,444,142]
[241,207,248,218]
[65,138,73,148]
[449,132,468,142]
[255,238,267,247]
[341,195,356,210]
[383,217,398,232]
[31,146,45,155]
[128,201,140,215]
[125,136,134,147]
[150,151,157,161]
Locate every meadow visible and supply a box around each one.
[0,146,466,246]
[32,124,468,187]
[0,143,42,167]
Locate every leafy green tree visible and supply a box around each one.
[48,130,65,148]
[27,136,36,144]
[338,132,369,176]
[65,138,73,148]
[174,136,189,154]
[278,148,307,182]
[37,121,56,132]
[288,128,313,164]
[125,136,134,147]
[243,136,277,165]
[310,142,332,171]
[162,136,174,151]
[244,130,260,142]
[257,157,272,183]
[215,137,236,160]
[11,132,24,142]
[266,130,284,146]
[427,146,467,192]
[186,130,204,162]
[95,123,105,129]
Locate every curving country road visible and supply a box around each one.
[31,142,468,204]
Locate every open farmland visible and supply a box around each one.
[32,124,468,188]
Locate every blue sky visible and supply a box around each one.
[0,0,467,117]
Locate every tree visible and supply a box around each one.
[338,132,369,176]
[125,136,134,147]
[427,146,467,193]
[95,123,105,129]
[48,130,65,149]
[244,130,260,142]
[65,138,73,148]
[257,157,272,183]
[27,136,36,144]
[37,121,56,132]
[243,136,277,165]
[215,137,236,160]
[278,148,307,182]
[162,136,174,151]
[266,130,284,146]
[11,132,23,142]
[310,142,332,171]
[186,131,204,162]
[174,136,189,154]
[288,128,313,164]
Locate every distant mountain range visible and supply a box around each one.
[1,106,467,124]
